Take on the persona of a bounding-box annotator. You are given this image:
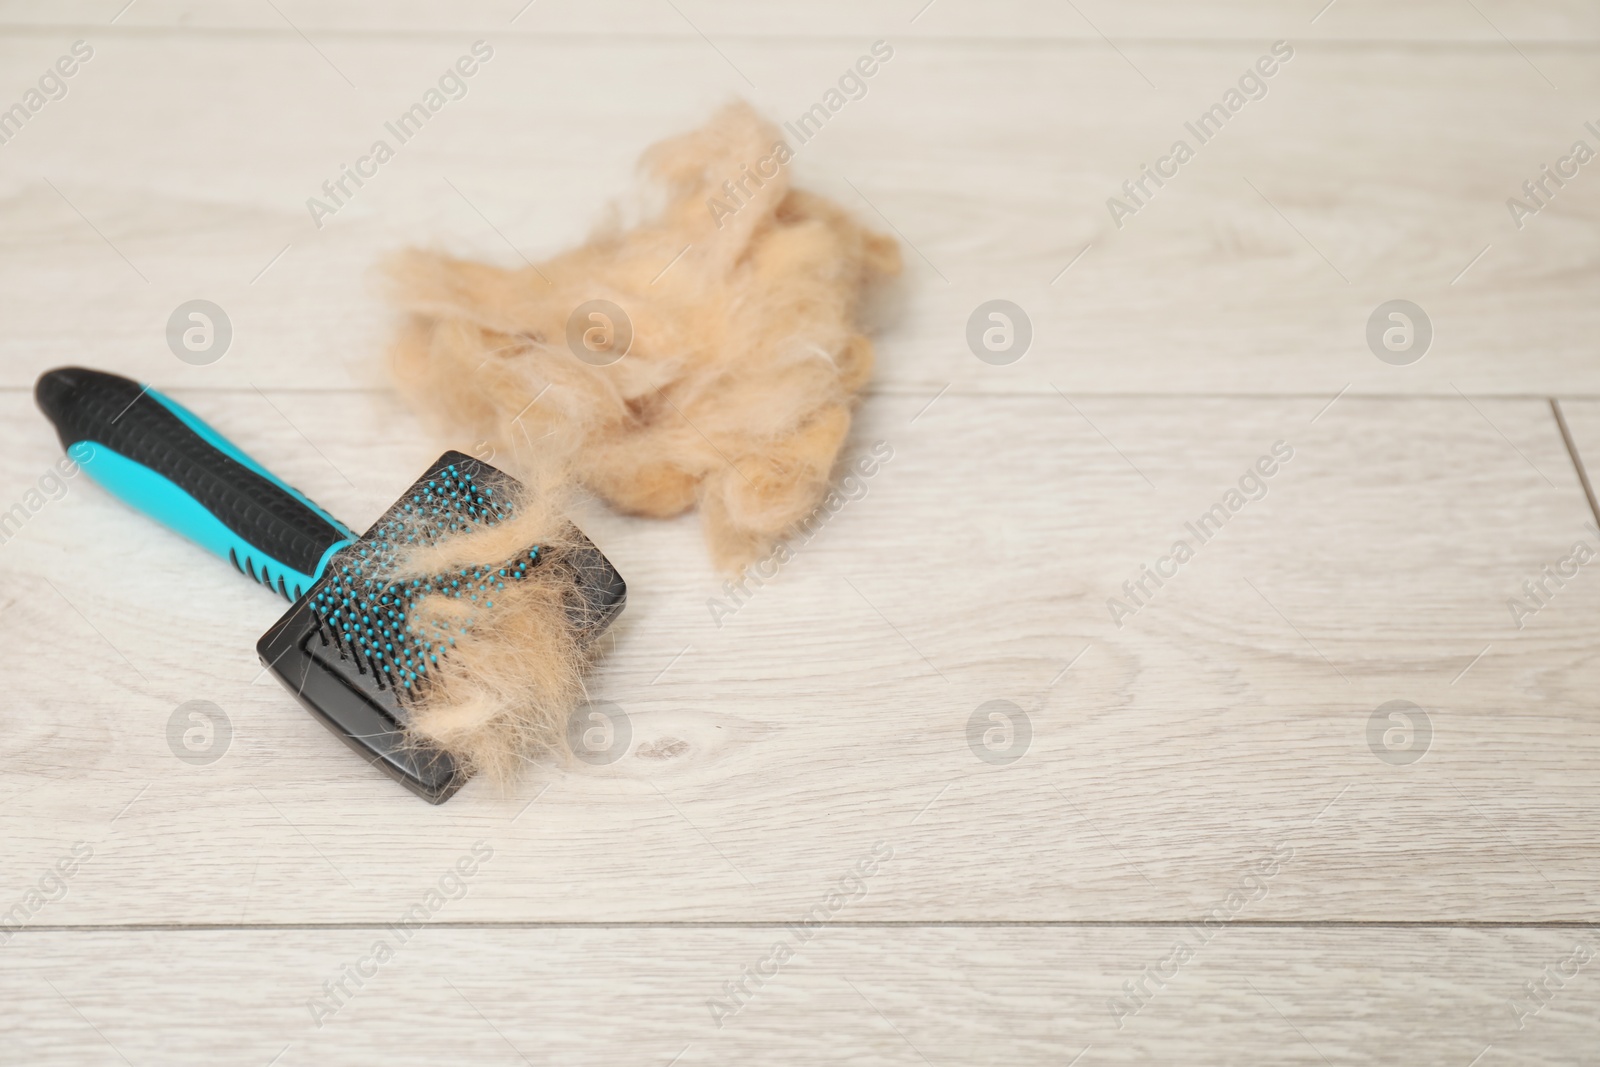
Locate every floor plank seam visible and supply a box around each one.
[12,920,1600,933]
[2,26,1595,48]
[1551,397,1600,528]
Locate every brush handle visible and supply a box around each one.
[35,367,354,601]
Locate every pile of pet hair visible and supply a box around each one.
[383,101,900,780]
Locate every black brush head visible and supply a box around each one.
[256,451,626,803]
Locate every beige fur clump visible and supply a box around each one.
[383,463,593,784]
[386,100,900,570]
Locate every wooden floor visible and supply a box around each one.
[3,2,1600,1063]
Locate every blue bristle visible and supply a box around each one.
[304,463,539,702]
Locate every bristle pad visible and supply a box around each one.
[306,463,536,700]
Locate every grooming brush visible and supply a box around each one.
[35,367,625,803]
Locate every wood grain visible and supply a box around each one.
[0,31,1595,395]
[4,0,1597,41]
[3,388,1598,923]
[2,6,1596,1058]
[3,926,1598,1065]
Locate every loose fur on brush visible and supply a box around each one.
[383,461,595,784]
[386,100,901,572]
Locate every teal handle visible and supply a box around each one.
[36,367,354,601]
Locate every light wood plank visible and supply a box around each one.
[0,32,1595,395]
[2,0,1595,42]
[2,926,1597,1065]
[2,389,1598,923]
[3,10,1594,1061]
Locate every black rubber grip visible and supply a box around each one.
[35,367,352,583]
